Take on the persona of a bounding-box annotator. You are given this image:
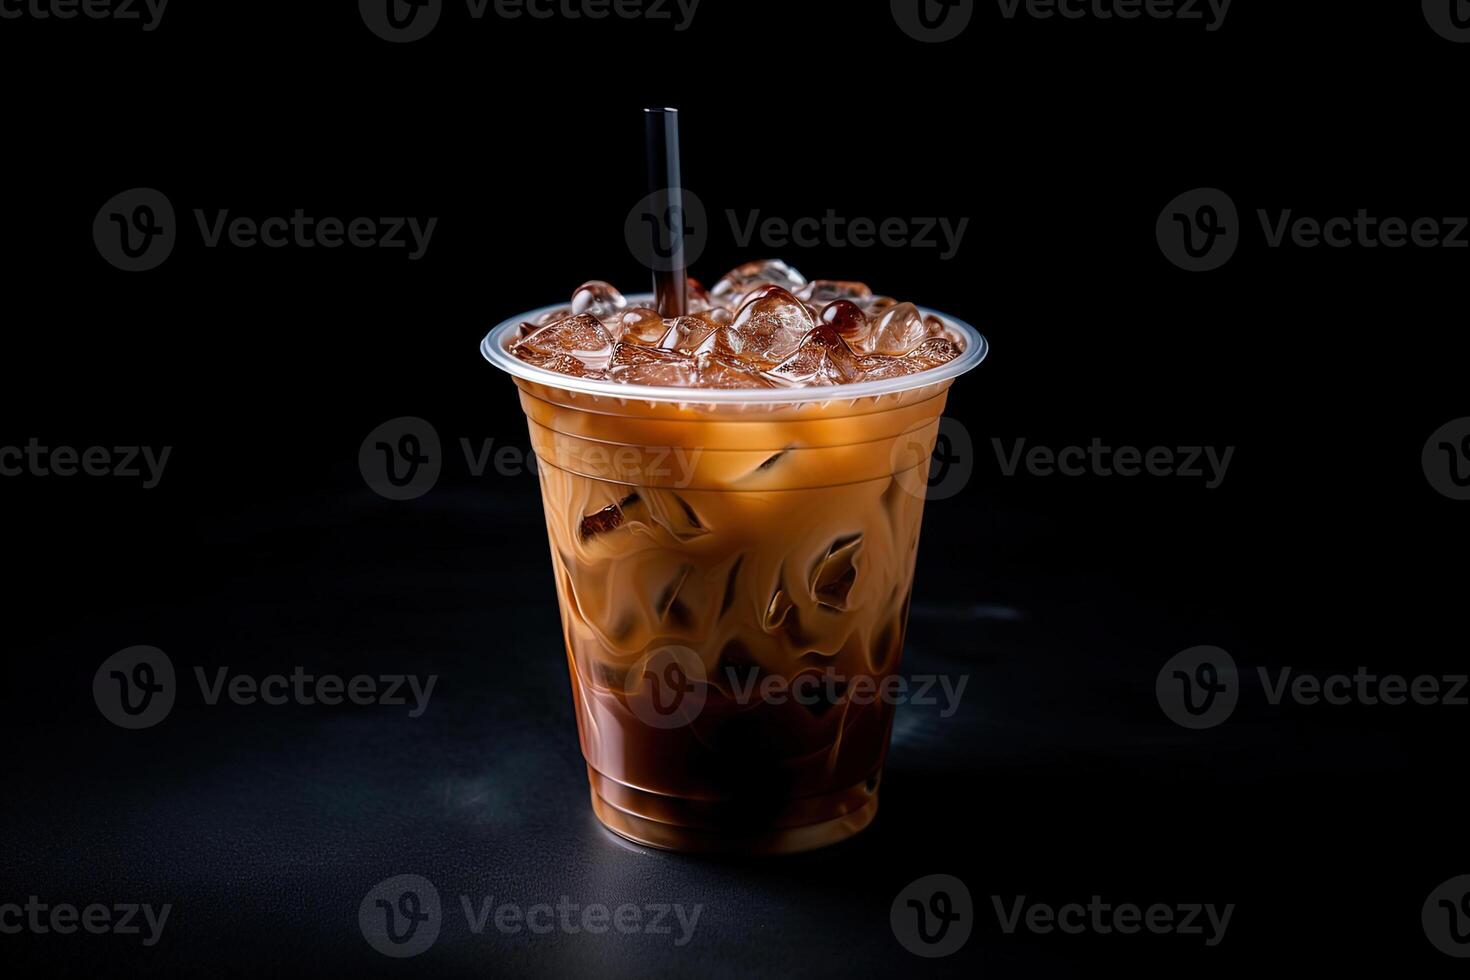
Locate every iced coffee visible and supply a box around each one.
[484,259,985,853]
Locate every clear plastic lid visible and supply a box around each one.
[481,294,988,405]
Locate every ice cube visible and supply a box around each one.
[735,283,793,307]
[903,337,962,367]
[924,313,966,346]
[662,312,726,352]
[851,356,922,382]
[854,338,961,381]
[764,324,859,386]
[516,350,600,378]
[756,449,787,471]
[810,533,862,610]
[861,295,899,316]
[691,324,738,358]
[820,299,872,349]
[864,302,928,355]
[512,313,615,369]
[615,307,670,345]
[625,489,711,540]
[763,586,795,632]
[656,564,694,623]
[796,280,874,306]
[607,342,699,386]
[570,280,628,320]
[710,259,807,303]
[725,286,814,363]
[693,350,778,389]
[579,502,625,540]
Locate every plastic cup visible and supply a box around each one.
[482,299,987,853]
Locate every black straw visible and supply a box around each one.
[643,107,687,317]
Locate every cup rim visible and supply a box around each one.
[481,293,988,404]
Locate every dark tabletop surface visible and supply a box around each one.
[3,446,1463,977]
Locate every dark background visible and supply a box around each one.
[1,1,1466,976]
